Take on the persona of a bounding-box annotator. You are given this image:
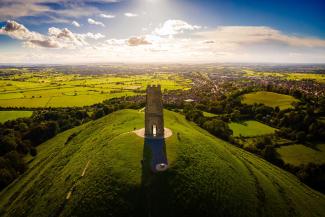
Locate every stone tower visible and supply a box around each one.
[145,85,164,138]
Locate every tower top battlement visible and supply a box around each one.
[146,85,162,92]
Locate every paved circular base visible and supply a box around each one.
[133,128,173,139]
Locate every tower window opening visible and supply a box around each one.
[153,125,157,137]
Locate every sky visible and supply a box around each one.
[0,0,325,64]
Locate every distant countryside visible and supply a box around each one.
[0,69,190,107]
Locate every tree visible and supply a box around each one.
[296,131,306,142]
[4,151,26,173]
[25,121,59,146]
[30,147,37,157]
[202,119,233,140]
[0,135,17,155]
[0,168,14,190]
[93,109,105,120]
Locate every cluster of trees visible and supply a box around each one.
[183,106,233,141]
[285,163,325,193]
[188,85,325,144]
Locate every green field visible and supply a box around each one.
[229,120,276,137]
[0,109,324,217]
[0,110,33,123]
[0,72,191,108]
[202,111,218,117]
[276,144,325,166]
[243,70,325,84]
[242,91,299,110]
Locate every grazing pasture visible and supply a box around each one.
[229,120,276,137]
[0,110,33,123]
[242,91,299,110]
[276,144,325,166]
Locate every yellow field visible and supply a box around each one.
[243,69,325,83]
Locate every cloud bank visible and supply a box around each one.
[1,19,325,63]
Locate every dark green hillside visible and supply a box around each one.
[0,110,324,217]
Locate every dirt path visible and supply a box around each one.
[66,160,91,200]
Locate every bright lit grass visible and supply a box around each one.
[229,120,276,137]
[0,110,33,123]
[0,93,24,100]
[276,144,325,166]
[0,73,191,108]
[242,91,299,110]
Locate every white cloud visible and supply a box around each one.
[0,20,45,42]
[127,36,151,46]
[99,13,115,19]
[154,19,201,36]
[47,27,88,47]
[124,13,138,17]
[0,20,106,48]
[88,18,105,27]
[71,21,80,27]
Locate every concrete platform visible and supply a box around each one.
[133,128,173,139]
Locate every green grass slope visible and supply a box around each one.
[0,110,324,217]
[242,91,299,110]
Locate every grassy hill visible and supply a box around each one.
[242,91,299,110]
[0,109,324,217]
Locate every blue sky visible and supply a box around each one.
[0,0,324,63]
